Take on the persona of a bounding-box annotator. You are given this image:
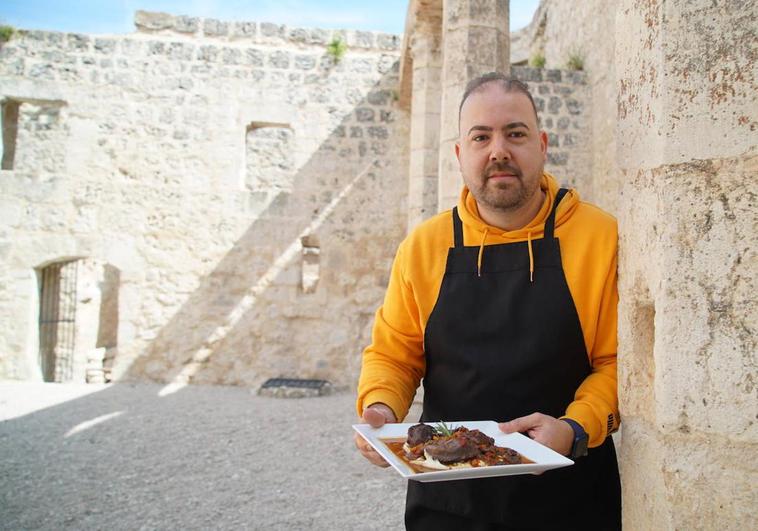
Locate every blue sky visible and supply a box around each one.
[1,0,540,35]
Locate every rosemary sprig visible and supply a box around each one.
[435,421,454,437]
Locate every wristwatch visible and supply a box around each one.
[562,418,588,459]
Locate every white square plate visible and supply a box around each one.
[353,420,573,482]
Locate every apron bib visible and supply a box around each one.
[406,189,621,529]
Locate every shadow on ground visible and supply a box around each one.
[0,382,421,530]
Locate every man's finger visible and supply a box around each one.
[363,407,389,428]
[499,412,545,433]
[354,432,390,467]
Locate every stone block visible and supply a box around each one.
[566,98,582,115]
[168,42,195,61]
[288,27,308,43]
[268,50,291,69]
[197,45,219,62]
[308,29,329,45]
[355,108,375,122]
[350,31,374,48]
[565,71,586,84]
[547,96,563,114]
[512,66,542,83]
[533,96,545,113]
[445,0,508,28]
[134,11,174,32]
[66,34,90,53]
[147,41,166,55]
[28,64,55,80]
[260,23,284,39]
[380,110,394,123]
[221,47,242,65]
[94,39,116,54]
[350,58,375,74]
[545,69,562,83]
[376,34,400,51]
[244,49,264,66]
[174,16,200,34]
[367,126,388,139]
[203,19,229,37]
[378,54,400,74]
[231,21,256,39]
[294,54,316,70]
[547,151,568,165]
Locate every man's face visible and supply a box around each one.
[455,84,547,216]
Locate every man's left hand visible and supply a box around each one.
[498,413,574,456]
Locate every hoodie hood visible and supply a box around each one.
[457,171,580,240]
[457,172,581,280]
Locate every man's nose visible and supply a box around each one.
[489,137,511,161]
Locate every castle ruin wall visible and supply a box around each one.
[0,12,409,389]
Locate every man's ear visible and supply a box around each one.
[539,130,548,161]
[455,141,461,162]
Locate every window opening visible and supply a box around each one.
[245,122,293,192]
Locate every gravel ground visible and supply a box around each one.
[0,382,421,530]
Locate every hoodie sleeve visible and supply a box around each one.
[564,242,620,447]
[356,241,425,421]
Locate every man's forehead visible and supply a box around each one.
[459,85,537,127]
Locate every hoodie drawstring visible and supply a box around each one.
[477,228,489,277]
[527,231,534,283]
[478,228,535,281]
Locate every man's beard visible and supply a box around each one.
[471,161,539,212]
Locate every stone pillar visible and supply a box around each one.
[407,29,443,230]
[616,1,757,528]
[437,0,509,210]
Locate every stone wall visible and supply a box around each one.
[615,0,757,528]
[514,0,618,212]
[0,12,409,389]
[511,66,591,192]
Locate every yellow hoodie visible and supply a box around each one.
[356,173,619,447]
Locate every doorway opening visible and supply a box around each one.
[37,258,120,383]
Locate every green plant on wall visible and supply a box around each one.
[326,38,347,63]
[529,53,546,68]
[0,25,15,44]
[566,50,584,71]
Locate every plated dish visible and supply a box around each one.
[353,420,573,482]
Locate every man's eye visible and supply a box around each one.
[509,131,526,138]
[472,135,488,142]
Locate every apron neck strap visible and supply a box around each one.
[452,206,464,248]
[451,188,569,247]
[545,188,569,240]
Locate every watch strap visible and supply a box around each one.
[562,418,588,459]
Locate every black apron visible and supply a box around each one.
[406,189,621,530]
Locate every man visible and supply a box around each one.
[355,72,621,530]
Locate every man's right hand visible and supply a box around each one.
[354,403,397,468]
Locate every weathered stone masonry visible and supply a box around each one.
[0,12,409,389]
[0,8,592,388]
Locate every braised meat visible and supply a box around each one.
[424,432,481,463]
[402,423,526,468]
[407,423,436,446]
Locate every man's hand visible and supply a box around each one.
[354,403,397,467]
[499,413,574,456]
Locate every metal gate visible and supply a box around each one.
[38,260,78,382]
